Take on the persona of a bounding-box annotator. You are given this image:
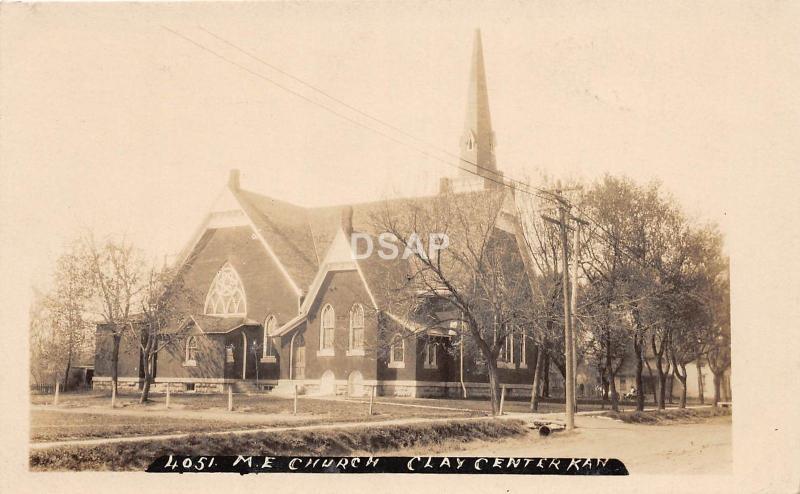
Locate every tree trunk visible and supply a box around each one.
[634,337,645,411]
[679,377,687,408]
[140,365,152,403]
[696,360,705,404]
[655,361,666,410]
[111,332,121,397]
[608,371,619,412]
[713,372,722,406]
[645,358,657,403]
[542,354,550,398]
[675,364,687,409]
[63,352,73,393]
[667,366,675,405]
[605,333,618,412]
[530,346,543,412]
[650,333,668,409]
[140,348,153,403]
[487,360,501,416]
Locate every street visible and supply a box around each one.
[403,414,732,475]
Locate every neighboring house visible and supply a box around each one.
[93,30,542,398]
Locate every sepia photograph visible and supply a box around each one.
[1,1,798,492]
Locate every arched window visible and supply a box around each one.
[263,315,277,358]
[320,304,335,351]
[423,338,437,369]
[349,304,365,351]
[204,263,247,316]
[185,336,198,364]
[389,334,404,367]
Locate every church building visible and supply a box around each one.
[93,30,540,398]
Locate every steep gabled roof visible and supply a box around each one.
[177,171,522,336]
[234,189,320,289]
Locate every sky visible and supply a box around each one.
[2,2,797,291]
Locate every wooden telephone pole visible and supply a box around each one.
[542,185,586,431]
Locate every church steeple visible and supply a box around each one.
[459,29,497,182]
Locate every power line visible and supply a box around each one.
[163,26,552,203]
[197,26,545,197]
[163,26,668,276]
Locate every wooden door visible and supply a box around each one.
[293,335,306,380]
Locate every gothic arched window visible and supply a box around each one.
[204,263,247,316]
[320,304,335,351]
[389,334,404,367]
[185,336,198,364]
[263,315,277,358]
[349,304,365,351]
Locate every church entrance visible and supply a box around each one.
[238,331,258,380]
[292,334,305,380]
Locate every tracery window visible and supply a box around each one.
[320,304,335,351]
[390,334,405,364]
[423,339,437,369]
[263,315,277,358]
[185,336,198,363]
[204,263,247,316]
[349,304,365,351]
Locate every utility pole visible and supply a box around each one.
[570,214,588,414]
[543,189,575,431]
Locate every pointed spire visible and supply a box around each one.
[460,29,497,182]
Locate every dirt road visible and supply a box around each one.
[402,415,732,475]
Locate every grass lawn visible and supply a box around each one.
[31,392,487,443]
[30,419,528,471]
[30,411,275,442]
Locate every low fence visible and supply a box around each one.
[30,383,94,395]
[30,384,55,395]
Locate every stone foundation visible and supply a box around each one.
[92,380,139,391]
[92,379,228,394]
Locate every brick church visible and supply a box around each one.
[93,30,543,398]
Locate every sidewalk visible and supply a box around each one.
[31,404,314,424]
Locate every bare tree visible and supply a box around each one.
[514,176,574,411]
[371,189,533,415]
[29,287,57,387]
[44,246,94,390]
[83,234,144,396]
[134,264,196,403]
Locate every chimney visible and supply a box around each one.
[228,169,240,190]
[340,206,354,237]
